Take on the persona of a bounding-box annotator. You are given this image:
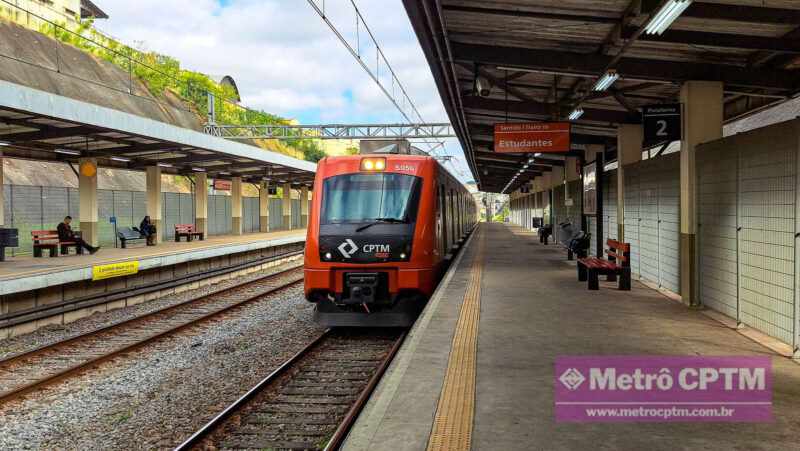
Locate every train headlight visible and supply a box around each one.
[360,157,386,172]
[324,252,332,260]
[400,252,406,259]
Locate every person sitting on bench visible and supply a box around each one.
[57,216,99,254]
[140,215,157,246]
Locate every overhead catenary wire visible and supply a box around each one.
[306,0,446,158]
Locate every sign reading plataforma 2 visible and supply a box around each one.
[642,103,682,147]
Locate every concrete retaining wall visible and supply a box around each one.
[0,240,304,338]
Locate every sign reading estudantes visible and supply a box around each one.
[494,122,571,153]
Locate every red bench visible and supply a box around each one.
[577,239,631,291]
[31,230,82,257]
[174,224,204,242]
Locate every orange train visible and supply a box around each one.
[304,151,477,326]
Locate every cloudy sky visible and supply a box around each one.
[96,0,472,181]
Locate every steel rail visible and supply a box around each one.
[173,330,332,451]
[324,330,407,451]
[0,269,303,405]
[174,330,407,451]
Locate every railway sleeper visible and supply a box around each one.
[257,404,350,414]
[246,414,339,425]
[220,439,321,450]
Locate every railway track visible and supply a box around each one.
[176,328,405,451]
[0,265,304,405]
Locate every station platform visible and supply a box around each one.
[0,229,305,297]
[344,223,800,450]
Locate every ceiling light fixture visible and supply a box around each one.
[645,0,692,35]
[592,70,619,92]
[192,167,206,172]
[157,162,172,168]
[568,108,584,121]
[54,148,81,156]
[110,156,130,162]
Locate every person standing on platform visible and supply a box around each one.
[57,216,100,254]
[140,215,157,246]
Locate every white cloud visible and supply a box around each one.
[97,0,471,181]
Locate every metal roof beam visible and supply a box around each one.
[462,96,639,123]
[452,42,798,92]
[0,125,98,142]
[684,3,800,25]
[441,4,619,24]
[624,27,800,53]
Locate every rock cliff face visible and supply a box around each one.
[0,20,204,130]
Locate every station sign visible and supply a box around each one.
[642,103,682,147]
[494,122,571,153]
[213,179,232,191]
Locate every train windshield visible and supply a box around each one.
[321,173,422,225]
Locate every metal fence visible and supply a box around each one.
[2,185,294,255]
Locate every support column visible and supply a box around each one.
[282,183,292,230]
[259,181,270,232]
[146,165,162,244]
[617,124,644,241]
[0,153,4,226]
[79,158,98,246]
[300,185,309,228]
[680,81,724,306]
[195,173,208,238]
[565,157,579,183]
[231,176,242,235]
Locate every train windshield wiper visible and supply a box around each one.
[355,217,405,232]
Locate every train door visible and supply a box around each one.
[440,183,448,255]
[457,193,462,238]
[448,189,455,246]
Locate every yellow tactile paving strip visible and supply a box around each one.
[427,228,484,451]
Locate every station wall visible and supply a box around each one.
[2,186,304,255]
[619,154,681,294]
[697,119,799,345]
[508,119,800,348]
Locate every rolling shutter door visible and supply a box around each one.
[638,161,660,285]
[698,144,738,319]
[738,141,796,344]
[657,155,681,293]
[624,166,641,278]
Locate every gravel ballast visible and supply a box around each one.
[0,265,326,450]
[0,259,301,360]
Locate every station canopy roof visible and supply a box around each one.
[0,81,316,187]
[403,0,800,192]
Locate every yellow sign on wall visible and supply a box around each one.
[92,261,139,281]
